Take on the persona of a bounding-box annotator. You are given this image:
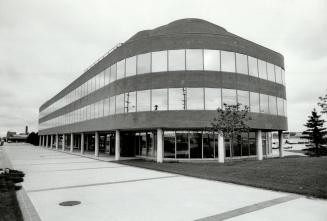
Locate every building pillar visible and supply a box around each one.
[50,135,53,148]
[218,132,225,163]
[95,132,99,157]
[81,133,84,154]
[70,133,74,152]
[62,134,65,151]
[44,135,46,147]
[156,129,163,163]
[39,136,41,147]
[46,135,49,148]
[56,134,59,150]
[115,130,120,161]
[256,130,263,160]
[278,131,284,158]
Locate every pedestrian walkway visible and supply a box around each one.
[3,143,327,221]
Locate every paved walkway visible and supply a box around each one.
[3,143,327,221]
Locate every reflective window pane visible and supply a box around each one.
[258,59,267,79]
[115,94,124,114]
[221,51,235,72]
[110,64,117,82]
[168,49,185,71]
[267,63,275,82]
[237,90,249,108]
[187,88,204,110]
[169,88,185,110]
[152,88,168,111]
[204,50,220,71]
[277,97,284,116]
[137,90,150,112]
[275,66,282,84]
[202,132,214,158]
[152,51,167,72]
[282,69,285,85]
[186,49,203,70]
[222,89,236,106]
[109,96,115,115]
[250,92,260,112]
[125,56,136,77]
[104,67,110,85]
[269,96,277,115]
[260,94,269,113]
[205,88,221,110]
[248,56,258,77]
[116,60,125,80]
[125,91,136,112]
[284,99,287,116]
[137,53,151,74]
[104,98,109,116]
[164,131,175,158]
[99,71,105,88]
[176,131,188,158]
[236,53,248,75]
[189,131,202,158]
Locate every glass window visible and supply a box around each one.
[116,60,125,80]
[169,88,186,110]
[186,49,203,70]
[104,67,110,85]
[250,92,260,112]
[260,94,269,114]
[137,90,150,112]
[221,51,235,72]
[98,100,104,118]
[269,96,277,115]
[267,63,275,82]
[284,99,287,116]
[110,64,117,82]
[275,66,282,84]
[125,56,136,77]
[222,89,236,106]
[237,90,249,108]
[152,51,167,72]
[236,53,248,75]
[164,131,175,158]
[152,88,168,111]
[205,88,221,110]
[189,131,202,158]
[204,50,220,71]
[168,49,185,71]
[94,102,99,118]
[187,88,204,110]
[99,71,105,88]
[248,56,258,77]
[282,69,285,85]
[115,94,124,114]
[109,96,115,115]
[104,98,109,116]
[137,53,151,74]
[125,91,136,113]
[258,59,267,79]
[176,131,188,158]
[202,132,215,158]
[277,97,284,116]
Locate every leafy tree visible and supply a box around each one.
[26,132,39,146]
[211,103,251,157]
[303,109,327,156]
[318,93,327,114]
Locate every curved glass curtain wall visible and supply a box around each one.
[39,49,286,120]
[39,87,287,130]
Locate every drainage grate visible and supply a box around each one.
[59,201,81,206]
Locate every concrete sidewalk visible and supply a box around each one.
[4,143,327,221]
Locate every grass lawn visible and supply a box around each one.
[119,156,327,199]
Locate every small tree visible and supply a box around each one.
[303,109,327,156]
[211,103,251,157]
[26,132,39,146]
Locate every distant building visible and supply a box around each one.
[38,18,287,162]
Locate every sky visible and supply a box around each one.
[0,0,326,136]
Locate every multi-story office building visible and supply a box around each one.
[38,18,287,163]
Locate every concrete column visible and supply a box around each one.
[278,131,284,158]
[56,134,59,150]
[46,135,49,148]
[43,136,46,147]
[218,132,225,163]
[115,130,120,161]
[62,134,65,151]
[70,133,74,152]
[81,133,84,154]
[95,132,99,157]
[39,136,41,147]
[50,135,53,148]
[156,129,164,163]
[256,130,263,160]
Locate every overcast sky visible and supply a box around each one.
[0,0,326,136]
